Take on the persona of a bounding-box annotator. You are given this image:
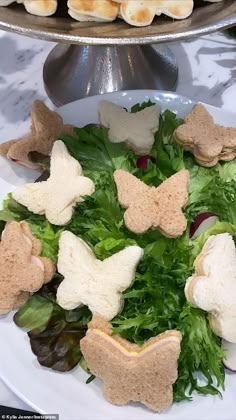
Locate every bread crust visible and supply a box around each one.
[0,100,73,170]
[81,315,182,412]
[0,221,55,314]
[114,169,190,237]
[175,104,236,167]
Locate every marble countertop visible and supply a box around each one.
[0,27,235,414]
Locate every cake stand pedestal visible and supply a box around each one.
[0,1,236,105]
[43,44,178,106]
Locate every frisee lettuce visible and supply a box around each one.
[186,158,236,224]
[190,221,236,264]
[1,194,62,262]
[152,110,185,177]
[1,100,235,401]
[174,305,225,401]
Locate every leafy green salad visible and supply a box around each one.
[1,101,236,403]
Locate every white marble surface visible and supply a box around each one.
[0,28,236,413]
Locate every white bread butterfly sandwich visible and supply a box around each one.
[0,0,224,24]
[56,231,143,320]
[98,100,161,155]
[185,233,236,343]
[114,169,190,237]
[0,0,57,16]
[113,0,194,27]
[12,140,95,226]
[80,315,182,412]
[68,0,120,22]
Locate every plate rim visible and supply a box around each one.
[0,1,236,45]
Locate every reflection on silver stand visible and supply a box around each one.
[43,44,178,106]
[0,1,235,105]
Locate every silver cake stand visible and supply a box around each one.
[0,1,236,105]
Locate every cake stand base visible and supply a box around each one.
[43,44,178,106]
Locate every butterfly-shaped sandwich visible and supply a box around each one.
[113,0,194,26]
[0,100,73,170]
[175,104,236,167]
[0,0,57,16]
[80,315,182,412]
[0,221,55,314]
[185,233,236,343]
[114,169,190,237]
[98,100,161,155]
[13,140,95,226]
[68,0,120,22]
[56,231,143,320]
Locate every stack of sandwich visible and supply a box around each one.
[0,0,224,27]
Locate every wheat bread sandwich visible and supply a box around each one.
[175,104,236,167]
[0,100,74,170]
[114,169,190,237]
[0,221,55,315]
[80,315,182,412]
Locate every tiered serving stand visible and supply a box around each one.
[0,0,236,105]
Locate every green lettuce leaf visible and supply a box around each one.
[152,110,185,177]
[191,222,236,263]
[3,196,62,262]
[138,161,166,186]
[186,159,236,224]
[3,195,33,220]
[14,277,91,372]
[0,209,15,222]
[218,160,236,181]
[61,126,136,177]
[14,295,54,331]
[29,221,63,263]
[28,308,87,372]
[174,305,224,401]
[94,237,137,259]
[112,234,191,343]
[130,99,155,113]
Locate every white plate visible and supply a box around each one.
[0,90,236,420]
